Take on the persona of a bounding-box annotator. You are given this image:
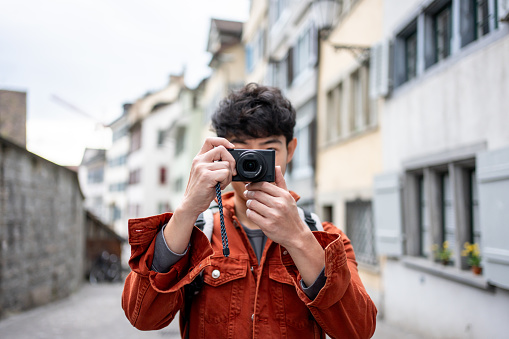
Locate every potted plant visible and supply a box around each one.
[432,241,453,265]
[462,242,482,275]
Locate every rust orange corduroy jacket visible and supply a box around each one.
[122,191,377,338]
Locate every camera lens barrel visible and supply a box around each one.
[237,151,266,180]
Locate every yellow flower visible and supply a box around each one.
[443,241,449,249]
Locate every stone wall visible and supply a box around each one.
[0,137,85,318]
[0,90,27,147]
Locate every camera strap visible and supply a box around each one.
[215,183,230,257]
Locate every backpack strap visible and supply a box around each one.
[297,207,323,232]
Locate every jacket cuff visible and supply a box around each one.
[127,213,213,293]
[151,224,189,273]
[282,231,351,309]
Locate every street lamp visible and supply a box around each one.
[311,0,370,61]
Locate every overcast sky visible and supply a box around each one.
[0,0,249,166]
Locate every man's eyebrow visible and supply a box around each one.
[261,139,283,145]
[229,138,247,144]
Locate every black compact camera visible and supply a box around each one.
[228,149,275,182]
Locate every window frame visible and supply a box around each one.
[404,158,479,272]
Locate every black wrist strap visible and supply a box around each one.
[215,183,230,257]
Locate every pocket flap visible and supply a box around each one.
[269,263,294,285]
[203,256,247,287]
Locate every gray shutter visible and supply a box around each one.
[477,147,509,290]
[499,0,509,22]
[374,172,403,257]
[369,40,391,99]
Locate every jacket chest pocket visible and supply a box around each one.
[199,256,248,324]
[269,263,314,330]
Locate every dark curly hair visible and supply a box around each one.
[211,83,296,145]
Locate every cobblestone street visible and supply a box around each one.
[0,281,424,339]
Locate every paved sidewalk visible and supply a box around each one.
[0,281,424,339]
[0,282,179,339]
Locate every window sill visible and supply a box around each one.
[402,256,493,291]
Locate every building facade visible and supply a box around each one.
[78,148,107,221]
[315,0,384,309]
[104,105,130,237]
[373,0,509,337]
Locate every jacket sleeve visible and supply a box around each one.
[121,213,213,331]
[281,222,377,339]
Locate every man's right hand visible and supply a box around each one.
[163,137,236,254]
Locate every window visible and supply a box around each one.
[350,65,370,133]
[269,0,289,26]
[461,0,499,48]
[346,200,378,266]
[246,29,266,73]
[418,175,431,258]
[292,26,317,81]
[326,83,343,141]
[393,19,418,87]
[130,124,142,152]
[406,160,479,271]
[159,167,167,185]
[441,172,456,263]
[157,130,166,147]
[434,4,452,63]
[174,177,184,193]
[175,126,186,156]
[87,167,104,184]
[405,31,418,82]
[128,169,141,185]
[112,125,129,142]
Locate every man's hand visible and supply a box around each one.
[164,137,236,254]
[244,166,309,249]
[181,137,237,219]
[244,166,325,286]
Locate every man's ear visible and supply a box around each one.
[286,137,297,164]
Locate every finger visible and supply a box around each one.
[246,199,270,219]
[201,146,237,176]
[274,166,288,191]
[198,137,235,155]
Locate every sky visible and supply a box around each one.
[0,0,249,166]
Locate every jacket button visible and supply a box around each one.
[251,266,254,272]
[251,314,254,321]
[211,269,220,279]
[283,250,288,255]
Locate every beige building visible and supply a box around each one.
[201,19,245,140]
[314,0,384,306]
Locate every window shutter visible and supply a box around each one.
[369,40,392,99]
[374,172,403,257]
[369,43,381,99]
[499,0,509,22]
[477,147,509,290]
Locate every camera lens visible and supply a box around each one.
[243,160,258,172]
[237,151,266,181]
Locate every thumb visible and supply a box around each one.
[274,166,288,191]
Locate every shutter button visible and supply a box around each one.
[211,269,220,279]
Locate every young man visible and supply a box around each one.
[122,83,377,338]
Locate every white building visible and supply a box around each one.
[104,105,130,237]
[78,148,107,221]
[246,0,319,210]
[372,0,509,337]
[126,75,187,219]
